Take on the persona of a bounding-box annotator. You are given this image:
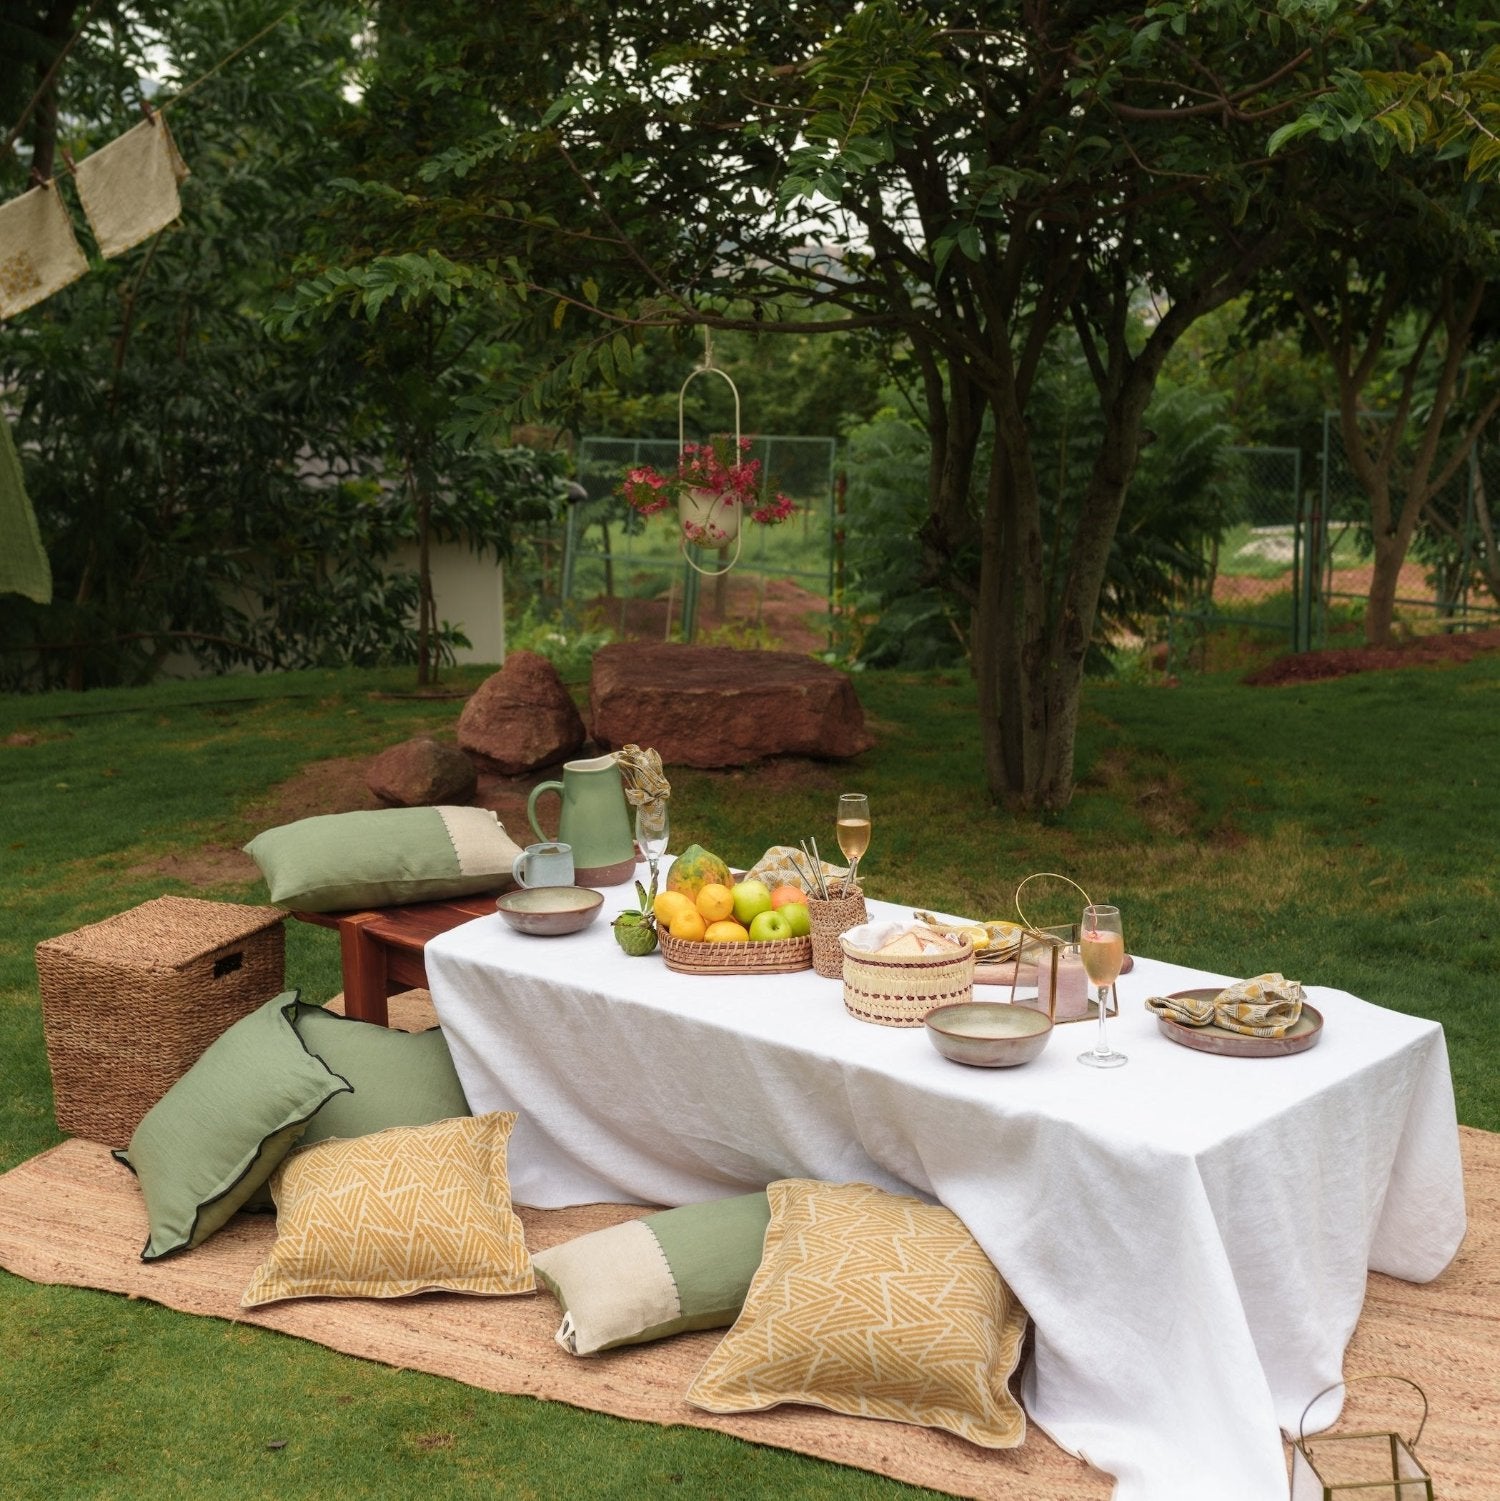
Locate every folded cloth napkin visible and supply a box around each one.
[1146,973,1306,1038]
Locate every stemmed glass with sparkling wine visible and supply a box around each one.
[635,801,670,890]
[1078,904,1127,1068]
[836,793,871,895]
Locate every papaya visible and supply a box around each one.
[666,843,732,899]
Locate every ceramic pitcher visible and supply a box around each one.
[527,754,636,886]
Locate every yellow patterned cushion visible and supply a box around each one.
[687,1179,1027,1448]
[240,1113,534,1307]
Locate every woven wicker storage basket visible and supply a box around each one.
[839,934,976,1027]
[659,932,812,975]
[36,896,286,1147]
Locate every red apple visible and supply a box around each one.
[769,884,807,909]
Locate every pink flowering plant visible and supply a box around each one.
[619,437,795,541]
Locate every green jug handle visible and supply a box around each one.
[527,781,564,843]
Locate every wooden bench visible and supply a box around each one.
[291,895,499,1027]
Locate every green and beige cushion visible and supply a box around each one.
[243,805,521,912]
[532,1191,771,1355]
[241,1113,533,1307]
[687,1179,1029,1449]
[112,991,350,1261]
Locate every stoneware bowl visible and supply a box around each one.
[924,1001,1054,1067]
[496,886,604,937]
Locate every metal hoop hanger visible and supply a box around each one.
[676,326,743,578]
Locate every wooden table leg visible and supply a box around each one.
[338,912,391,1027]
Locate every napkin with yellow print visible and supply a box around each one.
[1146,973,1306,1038]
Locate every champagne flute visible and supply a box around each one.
[1078,904,1127,1068]
[635,801,670,892]
[836,793,870,895]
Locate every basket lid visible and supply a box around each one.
[39,896,284,968]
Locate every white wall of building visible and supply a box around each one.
[390,541,507,666]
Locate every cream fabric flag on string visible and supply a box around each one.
[0,181,89,320]
[74,112,191,258]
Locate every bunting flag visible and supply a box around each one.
[0,412,52,604]
[74,111,191,258]
[0,180,89,320]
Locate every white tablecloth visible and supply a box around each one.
[425,884,1467,1501]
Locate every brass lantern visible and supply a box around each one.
[1290,1375,1434,1501]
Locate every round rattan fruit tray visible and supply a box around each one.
[658,931,813,975]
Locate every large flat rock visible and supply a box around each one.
[590,643,874,768]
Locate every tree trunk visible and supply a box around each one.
[1364,528,1412,646]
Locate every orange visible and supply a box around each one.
[704,919,750,944]
[668,908,707,942]
[695,883,735,922]
[653,889,696,926]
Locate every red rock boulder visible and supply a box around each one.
[458,651,587,776]
[590,643,874,768]
[366,737,477,807]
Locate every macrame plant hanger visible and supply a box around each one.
[676,326,744,577]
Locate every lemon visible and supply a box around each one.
[668,908,707,942]
[653,889,696,926]
[704,919,750,943]
[695,883,735,922]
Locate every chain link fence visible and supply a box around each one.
[561,435,839,647]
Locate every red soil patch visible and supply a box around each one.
[1246,626,1500,685]
[584,576,831,655]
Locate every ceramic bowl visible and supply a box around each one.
[924,1001,1053,1068]
[496,886,604,937]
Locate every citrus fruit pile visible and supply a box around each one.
[655,844,812,944]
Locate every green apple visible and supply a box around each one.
[748,908,792,942]
[731,878,773,927]
[779,900,811,938]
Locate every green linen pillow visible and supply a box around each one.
[292,1003,471,1146]
[112,991,351,1261]
[532,1191,771,1355]
[240,1003,474,1212]
[243,805,521,913]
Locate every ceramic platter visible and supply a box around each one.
[1154,988,1324,1058]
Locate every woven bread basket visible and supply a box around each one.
[658,931,812,975]
[839,933,976,1027]
[36,896,285,1146]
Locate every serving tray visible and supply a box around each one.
[1154,988,1324,1058]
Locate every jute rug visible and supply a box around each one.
[2,991,1496,1499]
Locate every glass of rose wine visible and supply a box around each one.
[836,793,871,895]
[1078,904,1127,1068]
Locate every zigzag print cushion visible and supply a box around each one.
[241,1112,533,1307]
[687,1179,1027,1448]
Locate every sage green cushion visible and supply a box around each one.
[243,805,521,913]
[532,1191,771,1355]
[291,1004,471,1147]
[112,991,351,1261]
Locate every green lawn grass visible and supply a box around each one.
[2,655,1495,1499]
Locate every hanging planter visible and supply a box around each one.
[677,485,743,549]
[617,332,794,577]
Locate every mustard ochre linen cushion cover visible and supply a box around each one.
[687,1179,1028,1449]
[243,805,521,912]
[241,1112,533,1307]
